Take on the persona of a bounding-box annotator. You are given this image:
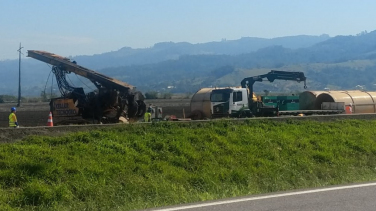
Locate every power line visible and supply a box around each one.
[74,74,95,92]
[43,70,52,100]
[16,43,23,107]
[50,73,54,98]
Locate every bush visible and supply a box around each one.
[184,93,192,99]
[0,95,17,103]
[161,92,172,99]
[145,91,158,99]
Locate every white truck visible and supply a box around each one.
[189,70,344,120]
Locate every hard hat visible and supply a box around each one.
[11,107,16,112]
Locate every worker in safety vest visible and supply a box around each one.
[144,110,151,122]
[9,107,19,128]
[144,104,153,122]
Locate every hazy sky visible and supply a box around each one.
[1,0,375,61]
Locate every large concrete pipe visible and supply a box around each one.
[315,90,376,113]
[190,88,215,119]
[299,91,326,110]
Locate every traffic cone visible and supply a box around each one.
[47,112,54,127]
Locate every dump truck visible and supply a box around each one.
[28,50,146,125]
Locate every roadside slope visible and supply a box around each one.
[0,119,376,210]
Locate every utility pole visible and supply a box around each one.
[17,43,23,107]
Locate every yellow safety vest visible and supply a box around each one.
[144,112,151,122]
[9,113,17,127]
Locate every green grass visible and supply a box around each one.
[1,119,376,210]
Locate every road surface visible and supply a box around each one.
[148,182,376,211]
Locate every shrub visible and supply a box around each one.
[0,95,17,103]
[161,92,172,99]
[145,91,159,99]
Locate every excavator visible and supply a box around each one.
[27,50,146,125]
[210,70,307,118]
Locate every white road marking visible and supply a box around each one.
[153,182,376,211]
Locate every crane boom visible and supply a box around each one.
[27,50,134,91]
[27,50,146,124]
[240,70,307,95]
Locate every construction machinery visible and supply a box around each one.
[28,50,146,124]
[210,70,307,118]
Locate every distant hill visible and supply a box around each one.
[2,31,376,96]
[99,30,376,93]
[72,34,331,69]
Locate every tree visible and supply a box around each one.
[0,95,17,103]
[145,91,158,99]
[40,91,48,102]
[161,92,172,99]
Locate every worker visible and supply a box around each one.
[147,104,153,113]
[9,107,19,128]
[144,110,152,122]
[142,104,152,122]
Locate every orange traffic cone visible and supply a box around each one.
[47,112,54,127]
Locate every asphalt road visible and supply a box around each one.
[148,182,376,211]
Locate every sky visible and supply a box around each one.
[1,0,375,61]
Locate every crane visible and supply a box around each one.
[240,70,307,95]
[28,50,146,124]
[240,70,307,116]
[210,70,307,118]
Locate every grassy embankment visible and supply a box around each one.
[1,119,376,210]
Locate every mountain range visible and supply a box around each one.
[1,30,376,96]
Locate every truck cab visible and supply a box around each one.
[210,88,249,118]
